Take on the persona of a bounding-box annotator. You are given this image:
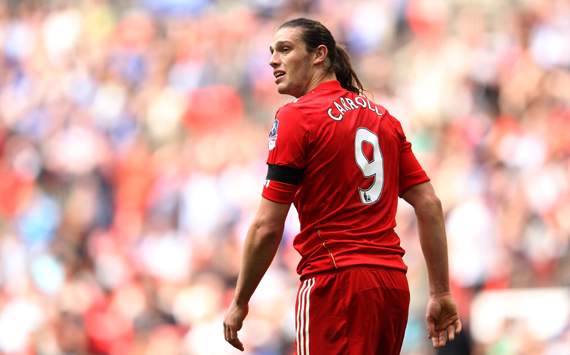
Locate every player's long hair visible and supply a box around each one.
[279,18,364,95]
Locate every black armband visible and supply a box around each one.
[266,164,304,185]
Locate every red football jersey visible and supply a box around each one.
[262,80,429,277]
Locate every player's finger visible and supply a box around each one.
[447,324,455,342]
[433,335,443,348]
[228,336,244,351]
[455,318,462,334]
[224,324,232,344]
[227,326,237,341]
[224,324,232,342]
[224,326,232,350]
[426,317,437,338]
[438,330,448,347]
[431,331,441,348]
[226,326,244,351]
[228,338,244,351]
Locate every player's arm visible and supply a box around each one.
[402,182,449,295]
[402,182,462,348]
[223,197,291,351]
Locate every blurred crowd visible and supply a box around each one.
[0,0,569,354]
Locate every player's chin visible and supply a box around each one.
[276,84,298,97]
[276,83,288,94]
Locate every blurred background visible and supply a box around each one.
[0,0,569,354]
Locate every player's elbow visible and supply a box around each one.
[403,182,443,214]
[413,191,443,218]
[251,217,283,242]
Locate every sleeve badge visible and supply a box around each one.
[268,119,279,150]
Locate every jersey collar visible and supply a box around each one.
[309,79,342,94]
[298,80,342,101]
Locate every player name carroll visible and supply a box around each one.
[327,95,384,121]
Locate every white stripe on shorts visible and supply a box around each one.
[296,278,315,355]
[296,280,308,355]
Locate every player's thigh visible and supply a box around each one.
[295,274,349,355]
[346,267,410,355]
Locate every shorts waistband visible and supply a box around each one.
[299,264,405,281]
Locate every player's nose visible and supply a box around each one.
[269,52,280,68]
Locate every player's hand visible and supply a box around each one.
[425,293,462,348]
[223,301,248,351]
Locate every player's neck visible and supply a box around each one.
[304,72,337,96]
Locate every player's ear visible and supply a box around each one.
[313,44,328,66]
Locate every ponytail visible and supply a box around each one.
[333,45,363,95]
[279,18,365,95]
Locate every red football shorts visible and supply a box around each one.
[295,266,410,355]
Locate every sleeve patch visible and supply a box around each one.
[268,119,279,150]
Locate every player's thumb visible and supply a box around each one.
[426,315,437,337]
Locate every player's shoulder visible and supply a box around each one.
[381,107,399,125]
[365,99,397,125]
[380,109,407,139]
[276,99,304,119]
[361,97,405,137]
[275,99,318,130]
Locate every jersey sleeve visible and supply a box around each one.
[262,104,308,204]
[394,120,430,196]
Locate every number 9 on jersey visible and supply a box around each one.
[354,128,384,204]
